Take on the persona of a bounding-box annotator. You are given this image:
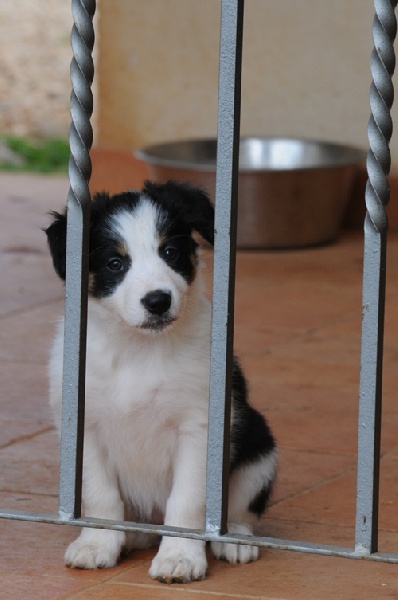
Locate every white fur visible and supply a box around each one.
[49,200,275,583]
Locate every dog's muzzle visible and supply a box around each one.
[141,290,172,316]
[140,290,175,332]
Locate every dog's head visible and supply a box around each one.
[46,181,214,333]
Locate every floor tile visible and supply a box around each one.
[379,450,398,536]
[233,240,364,335]
[259,515,398,554]
[0,492,75,576]
[269,448,355,505]
[69,581,237,599]
[269,469,357,534]
[258,515,357,548]
[0,418,51,449]
[0,573,94,600]
[0,300,63,363]
[0,361,51,423]
[248,380,359,456]
[0,430,59,501]
[269,449,398,537]
[0,254,63,316]
[0,174,66,316]
[0,492,139,587]
[0,174,68,254]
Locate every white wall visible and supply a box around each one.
[97,0,393,155]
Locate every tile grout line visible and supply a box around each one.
[268,444,398,510]
[276,446,357,458]
[262,514,398,536]
[269,464,358,508]
[0,425,54,450]
[104,579,290,600]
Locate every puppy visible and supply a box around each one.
[46,180,277,584]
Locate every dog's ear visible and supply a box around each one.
[45,210,67,280]
[143,180,215,246]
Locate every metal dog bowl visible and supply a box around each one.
[135,137,366,248]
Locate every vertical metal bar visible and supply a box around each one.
[355,0,397,555]
[58,0,96,521]
[206,0,244,535]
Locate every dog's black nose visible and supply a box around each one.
[141,290,172,316]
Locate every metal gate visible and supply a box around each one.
[1,0,398,565]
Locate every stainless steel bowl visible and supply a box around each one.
[135,137,366,248]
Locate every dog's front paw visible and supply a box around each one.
[65,530,124,569]
[211,523,259,564]
[149,538,207,584]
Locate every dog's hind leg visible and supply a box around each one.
[211,449,277,564]
[211,521,259,564]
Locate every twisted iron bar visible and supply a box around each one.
[355,0,397,554]
[58,0,96,519]
[366,0,398,232]
[68,0,96,201]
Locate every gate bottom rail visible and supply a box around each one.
[1,508,398,564]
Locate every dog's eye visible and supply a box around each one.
[107,257,123,272]
[162,246,179,262]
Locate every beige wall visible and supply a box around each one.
[0,0,72,138]
[96,0,394,155]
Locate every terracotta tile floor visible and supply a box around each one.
[1,172,398,599]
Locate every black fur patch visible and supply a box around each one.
[230,360,276,516]
[156,208,198,284]
[143,180,214,246]
[249,483,274,516]
[88,234,132,299]
[45,211,67,280]
[230,359,276,472]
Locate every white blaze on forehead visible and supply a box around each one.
[111,197,161,257]
[92,195,193,332]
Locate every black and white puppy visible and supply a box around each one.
[46,180,277,584]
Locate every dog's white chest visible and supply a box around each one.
[83,340,209,515]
